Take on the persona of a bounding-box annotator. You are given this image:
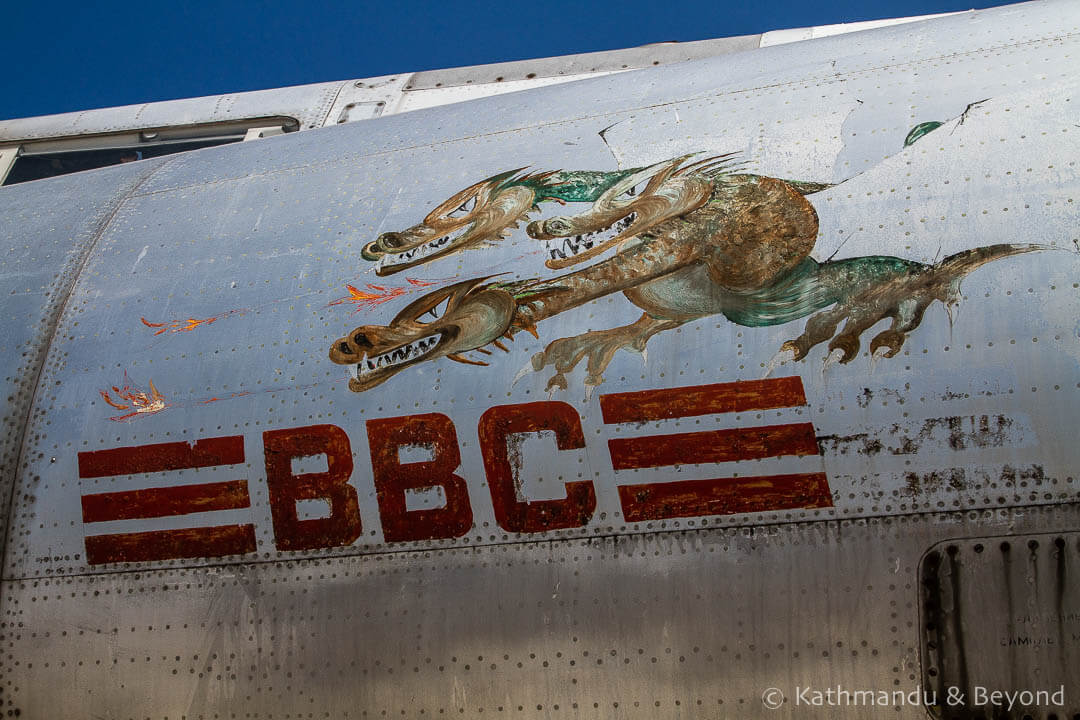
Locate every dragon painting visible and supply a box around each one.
[332,153,1038,393]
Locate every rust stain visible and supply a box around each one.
[940,389,968,401]
[815,432,883,457]
[998,464,1047,486]
[599,376,807,424]
[609,422,819,471]
[618,472,833,521]
[77,435,245,478]
[81,480,251,523]
[478,402,596,533]
[904,468,968,496]
[84,524,256,565]
[855,386,907,409]
[366,413,472,542]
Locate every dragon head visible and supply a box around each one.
[526,154,738,269]
[329,277,517,392]
[361,169,557,276]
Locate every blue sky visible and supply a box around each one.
[3,0,1006,120]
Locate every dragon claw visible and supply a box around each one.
[823,347,845,371]
[763,345,797,378]
[545,373,569,392]
[792,296,917,369]
[524,313,681,392]
[584,383,597,404]
[776,244,1038,369]
[826,333,860,364]
[512,359,536,387]
[869,329,905,359]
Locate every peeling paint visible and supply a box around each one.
[817,414,1029,457]
[902,464,1045,496]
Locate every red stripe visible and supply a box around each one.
[81,480,250,523]
[599,377,806,424]
[84,524,256,565]
[608,422,819,471]
[618,472,833,521]
[78,436,244,478]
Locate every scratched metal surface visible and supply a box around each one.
[1,507,1076,718]
[0,159,168,580]
[918,531,1080,718]
[1,0,1079,717]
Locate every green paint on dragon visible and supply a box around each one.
[904,121,945,147]
[527,169,643,204]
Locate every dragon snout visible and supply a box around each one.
[329,328,376,365]
[330,339,357,365]
[360,241,384,261]
[362,232,408,260]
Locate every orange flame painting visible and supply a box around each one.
[328,277,440,313]
[141,309,247,335]
[99,372,168,421]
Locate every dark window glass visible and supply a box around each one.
[3,137,240,185]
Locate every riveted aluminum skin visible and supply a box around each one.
[2,1,1080,717]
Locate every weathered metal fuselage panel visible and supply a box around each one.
[920,532,1080,719]
[2,2,1079,717]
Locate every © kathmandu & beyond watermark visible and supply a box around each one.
[760,685,1067,711]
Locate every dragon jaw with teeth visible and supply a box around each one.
[360,166,661,277]
[542,212,637,267]
[361,169,542,277]
[329,277,516,392]
[527,154,725,269]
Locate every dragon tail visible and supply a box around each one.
[935,243,1042,278]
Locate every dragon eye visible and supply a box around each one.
[447,195,477,218]
[619,179,649,199]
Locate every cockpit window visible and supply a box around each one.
[0,116,298,186]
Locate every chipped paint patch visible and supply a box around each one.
[902,464,1045,496]
[817,414,1032,457]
